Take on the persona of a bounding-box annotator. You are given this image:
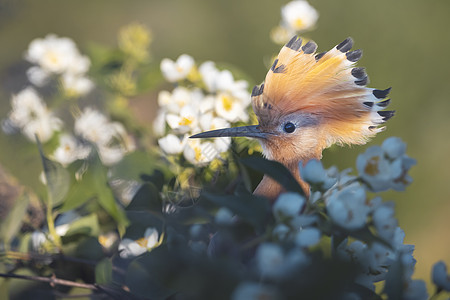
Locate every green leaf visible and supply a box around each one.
[126,182,162,212]
[60,153,128,229]
[240,156,304,196]
[126,248,175,300]
[64,213,100,237]
[0,191,30,245]
[90,154,129,228]
[109,151,167,182]
[37,138,70,207]
[95,258,113,285]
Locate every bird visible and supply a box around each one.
[190,36,393,200]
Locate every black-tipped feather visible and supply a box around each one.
[336,37,353,52]
[373,87,392,99]
[286,36,302,51]
[377,99,391,108]
[351,67,366,79]
[251,83,264,97]
[378,110,395,121]
[315,52,326,61]
[355,77,369,86]
[271,59,287,73]
[302,41,317,54]
[363,102,374,108]
[346,49,362,62]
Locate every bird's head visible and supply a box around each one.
[191,36,393,168]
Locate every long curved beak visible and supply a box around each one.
[190,125,268,139]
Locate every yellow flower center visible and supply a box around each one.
[176,66,184,73]
[221,95,234,112]
[294,18,305,30]
[46,51,60,65]
[179,116,193,126]
[364,156,380,176]
[136,237,148,247]
[194,146,203,161]
[98,235,108,247]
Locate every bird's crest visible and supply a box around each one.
[252,36,393,147]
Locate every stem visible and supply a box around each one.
[0,272,97,290]
[35,136,62,250]
[46,199,62,249]
[0,273,125,299]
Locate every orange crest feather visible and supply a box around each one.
[252,36,393,147]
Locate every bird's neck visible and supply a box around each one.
[253,159,313,202]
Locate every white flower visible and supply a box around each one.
[153,111,167,137]
[256,243,285,278]
[357,146,395,192]
[198,113,231,153]
[109,179,141,206]
[98,232,119,250]
[26,66,50,87]
[281,0,319,32]
[166,105,199,134]
[199,61,251,105]
[231,282,278,300]
[402,279,428,300]
[97,144,128,166]
[118,239,147,258]
[199,61,221,92]
[215,207,234,225]
[52,134,91,166]
[337,240,370,270]
[326,183,370,230]
[118,227,160,259]
[160,54,195,82]
[390,156,416,191]
[158,134,186,155]
[74,108,123,146]
[61,73,94,96]
[183,139,218,166]
[215,92,248,123]
[357,142,416,192]
[21,116,62,143]
[382,137,407,160]
[199,95,216,114]
[432,261,450,291]
[7,87,61,142]
[273,224,290,240]
[299,159,337,191]
[372,202,398,241]
[273,192,305,221]
[74,108,133,165]
[65,54,91,75]
[158,87,202,114]
[74,108,113,144]
[295,227,321,248]
[31,231,47,251]
[9,87,49,127]
[25,34,90,75]
[270,25,295,45]
[55,211,80,236]
[366,243,392,280]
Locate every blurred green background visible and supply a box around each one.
[0,0,449,292]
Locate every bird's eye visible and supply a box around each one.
[284,122,296,133]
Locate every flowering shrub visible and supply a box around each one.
[0,2,448,300]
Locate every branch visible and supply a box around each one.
[0,272,98,290]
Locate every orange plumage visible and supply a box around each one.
[192,36,393,200]
[253,36,392,151]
